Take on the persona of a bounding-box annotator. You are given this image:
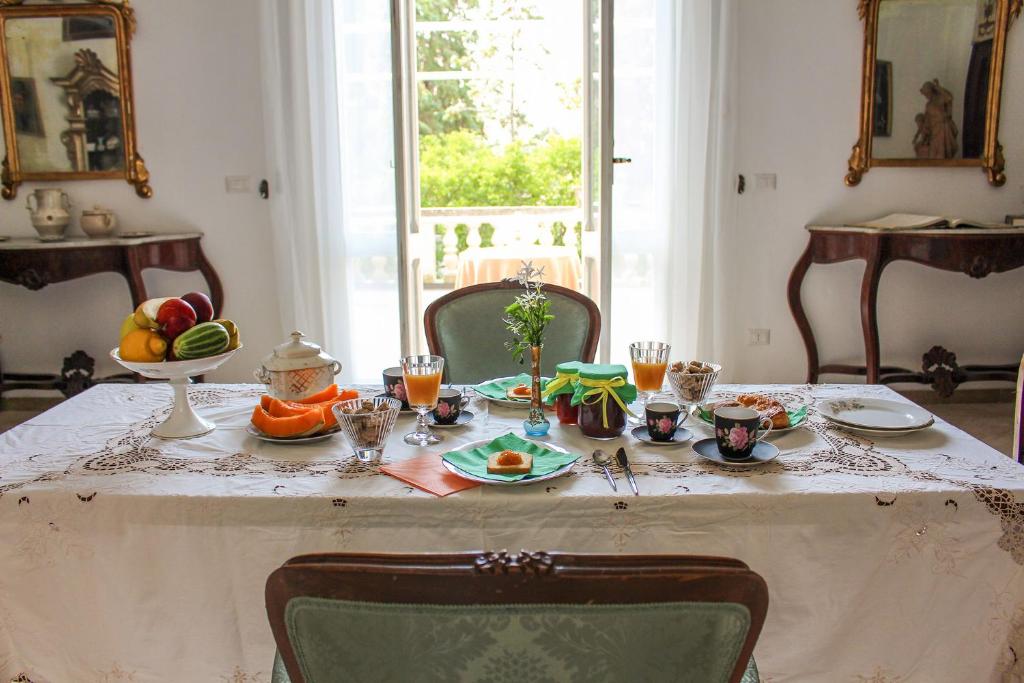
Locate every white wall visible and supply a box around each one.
[728,0,1024,385]
[0,0,280,387]
[4,0,1022,392]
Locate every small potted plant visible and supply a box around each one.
[504,261,554,436]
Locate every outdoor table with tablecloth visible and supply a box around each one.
[454,245,582,290]
[1,383,1022,681]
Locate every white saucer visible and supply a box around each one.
[691,438,780,467]
[245,424,337,444]
[428,410,474,428]
[630,426,693,446]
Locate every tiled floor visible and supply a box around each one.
[1,394,1017,459]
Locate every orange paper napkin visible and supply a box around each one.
[380,452,481,497]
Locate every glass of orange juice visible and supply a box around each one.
[400,354,445,446]
[629,341,671,419]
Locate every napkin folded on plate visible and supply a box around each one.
[472,374,551,400]
[442,433,579,483]
[380,453,481,497]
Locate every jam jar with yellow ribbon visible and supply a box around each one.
[572,364,638,439]
[542,360,583,425]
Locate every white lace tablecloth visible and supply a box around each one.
[1,383,1022,682]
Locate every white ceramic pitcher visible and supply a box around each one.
[26,189,71,242]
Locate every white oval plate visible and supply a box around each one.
[824,420,932,438]
[245,424,337,444]
[817,397,933,430]
[441,437,576,486]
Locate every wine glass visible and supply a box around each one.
[401,354,445,446]
[629,341,671,421]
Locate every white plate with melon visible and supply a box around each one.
[248,386,358,444]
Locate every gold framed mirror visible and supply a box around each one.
[0,1,150,199]
[846,0,1019,187]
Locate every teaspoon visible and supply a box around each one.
[592,449,617,492]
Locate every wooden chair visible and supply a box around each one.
[266,550,767,683]
[424,280,600,385]
[1015,353,1023,463]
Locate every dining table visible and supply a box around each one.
[0,381,1022,682]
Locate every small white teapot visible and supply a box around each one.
[254,331,342,401]
[80,205,118,238]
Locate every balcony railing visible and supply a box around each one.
[419,206,583,284]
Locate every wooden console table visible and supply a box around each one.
[0,233,223,397]
[787,225,1024,396]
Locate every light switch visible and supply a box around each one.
[754,173,777,190]
[747,328,771,346]
[224,175,250,193]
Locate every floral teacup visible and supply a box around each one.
[431,388,469,425]
[713,406,773,460]
[382,366,410,410]
[645,401,685,442]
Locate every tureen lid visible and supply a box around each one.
[260,331,338,372]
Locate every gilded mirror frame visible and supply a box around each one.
[846,0,1019,187]
[0,1,150,199]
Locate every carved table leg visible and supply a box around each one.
[196,243,225,318]
[123,246,149,309]
[60,350,95,397]
[860,238,886,384]
[787,241,819,383]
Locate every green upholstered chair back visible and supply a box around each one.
[424,280,600,385]
[266,551,768,683]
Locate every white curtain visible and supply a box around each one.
[610,0,737,372]
[259,0,401,383]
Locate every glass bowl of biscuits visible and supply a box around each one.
[332,397,402,463]
[667,361,722,410]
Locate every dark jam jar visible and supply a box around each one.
[548,360,583,425]
[576,364,631,439]
[554,394,578,425]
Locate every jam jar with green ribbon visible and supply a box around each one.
[542,360,584,425]
[572,364,638,439]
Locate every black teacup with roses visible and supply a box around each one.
[382,366,410,410]
[645,401,685,442]
[713,406,773,460]
[432,388,469,425]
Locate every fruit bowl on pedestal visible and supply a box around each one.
[110,345,242,439]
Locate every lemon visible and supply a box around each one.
[119,329,168,363]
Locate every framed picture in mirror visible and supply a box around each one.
[0,1,150,199]
[847,0,1018,187]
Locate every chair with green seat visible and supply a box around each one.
[265,550,768,683]
[424,279,601,385]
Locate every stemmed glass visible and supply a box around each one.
[401,354,445,446]
[629,341,671,420]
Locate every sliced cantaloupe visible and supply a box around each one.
[250,405,325,438]
[263,397,319,418]
[295,384,339,404]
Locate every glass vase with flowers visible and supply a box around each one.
[504,262,554,436]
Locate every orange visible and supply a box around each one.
[119,329,168,363]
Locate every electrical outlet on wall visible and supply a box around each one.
[224,175,251,193]
[747,328,771,346]
[754,173,777,190]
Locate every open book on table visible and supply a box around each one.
[849,213,1013,231]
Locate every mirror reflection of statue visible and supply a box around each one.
[50,48,125,172]
[913,79,959,160]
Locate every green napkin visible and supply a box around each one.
[697,404,808,428]
[472,374,550,401]
[442,433,579,482]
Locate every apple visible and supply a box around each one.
[156,298,197,341]
[133,297,173,329]
[181,291,214,324]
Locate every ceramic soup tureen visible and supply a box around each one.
[254,331,341,401]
